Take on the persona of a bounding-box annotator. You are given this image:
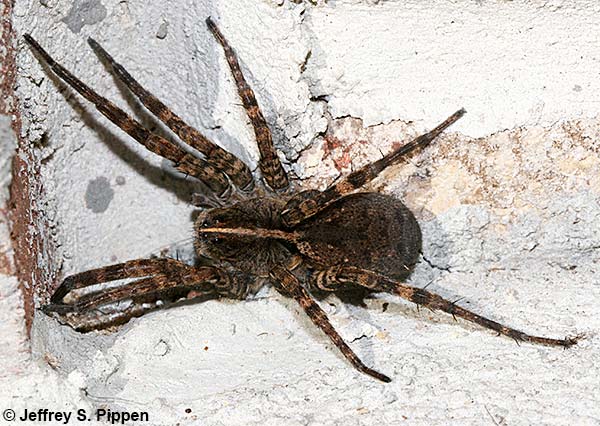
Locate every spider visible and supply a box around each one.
[24,17,580,383]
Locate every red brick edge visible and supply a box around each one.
[2,0,48,336]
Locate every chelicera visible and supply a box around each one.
[25,17,579,383]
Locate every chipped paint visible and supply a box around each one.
[62,0,107,33]
[85,176,114,213]
[5,1,600,425]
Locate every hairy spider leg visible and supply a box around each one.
[87,38,255,191]
[60,295,182,333]
[270,266,391,383]
[44,266,221,314]
[24,35,231,197]
[48,258,200,304]
[67,284,223,333]
[206,17,290,192]
[314,266,581,348]
[45,260,233,332]
[281,109,466,227]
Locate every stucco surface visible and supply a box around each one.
[2,1,599,425]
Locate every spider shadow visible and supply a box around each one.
[364,213,492,336]
[89,292,223,333]
[299,213,455,366]
[209,45,290,168]
[37,58,212,205]
[299,286,409,371]
[92,44,261,188]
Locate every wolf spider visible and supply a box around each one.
[25,17,579,383]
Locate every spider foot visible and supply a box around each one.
[41,302,79,315]
[361,367,392,383]
[559,333,584,349]
[510,330,583,349]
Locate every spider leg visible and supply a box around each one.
[281,109,465,227]
[24,35,231,197]
[48,258,197,304]
[270,265,391,383]
[66,285,221,332]
[44,266,221,315]
[87,38,254,191]
[206,17,289,192]
[44,258,255,332]
[314,266,581,348]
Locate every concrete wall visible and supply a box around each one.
[2,1,599,425]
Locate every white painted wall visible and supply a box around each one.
[2,1,599,425]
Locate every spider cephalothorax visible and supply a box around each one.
[195,196,293,279]
[26,17,579,383]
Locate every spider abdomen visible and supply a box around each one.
[294,193,422,280]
